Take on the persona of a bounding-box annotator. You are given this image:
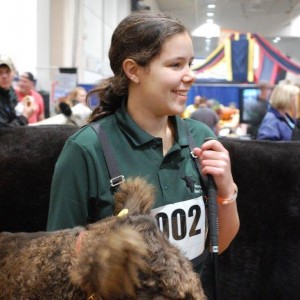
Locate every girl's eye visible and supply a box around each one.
[171,63,180,68]
[170,61,193,69]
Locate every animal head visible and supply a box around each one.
[71,177,206,299]
[113,176,156,216]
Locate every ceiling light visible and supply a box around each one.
[273,37,281,43]
[192,23,221,38]
[208,4,216,9]
[207,12,214,17]
[206,19,214,23]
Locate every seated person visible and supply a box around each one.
[257,83,299,141]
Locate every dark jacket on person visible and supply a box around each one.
[291,118,300,141]
[0,87,28,127]
[256,106,295,141]
[190,106,219,133]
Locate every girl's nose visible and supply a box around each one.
[183,68,196,84]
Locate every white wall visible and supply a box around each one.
[0,0,131,92]
[0,0,38,76]
[36,0,51,91]
[82,0,131,83]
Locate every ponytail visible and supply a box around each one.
[88,74,128,122]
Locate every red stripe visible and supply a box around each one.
[255,49,265,83]
[195,52,225,74]
[270,64,279,84]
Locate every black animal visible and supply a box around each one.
[0,125,77,232]
[202,138,300,300]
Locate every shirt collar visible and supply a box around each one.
[115,101,189,147]
[269,106,294,121]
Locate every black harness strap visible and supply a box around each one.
[90,122,125,187]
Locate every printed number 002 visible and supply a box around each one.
[155,205,201,240]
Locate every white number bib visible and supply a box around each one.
[151,196,206,261]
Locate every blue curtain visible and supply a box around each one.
[231,39,248,82]
[188,85,241,108]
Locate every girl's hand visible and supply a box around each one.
[192,139,236,198]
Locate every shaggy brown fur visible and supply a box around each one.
[0,177,206,300]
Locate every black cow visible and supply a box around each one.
[0,125,77,232]
[0,126,300,299]
[203,138,300,300]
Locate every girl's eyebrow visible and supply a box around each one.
[166,56,195,61]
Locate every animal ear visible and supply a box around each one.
[114,177,156,215]
[70,227,149,299]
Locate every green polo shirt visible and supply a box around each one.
[47,104,215,231]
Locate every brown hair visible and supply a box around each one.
[88,10,188,122]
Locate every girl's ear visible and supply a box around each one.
[122,59,140,84]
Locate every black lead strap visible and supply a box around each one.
[184,124,208,195]
[184,122,220,300]
[204,137,220,300]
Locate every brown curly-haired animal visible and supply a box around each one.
[0,177,206,300]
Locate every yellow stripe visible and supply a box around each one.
[247,37,255,82]
[224,37,233,81]
[192,43,224,70]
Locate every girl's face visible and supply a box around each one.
[133,32,196,117]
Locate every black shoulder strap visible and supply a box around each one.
[91,120,208,192]
[90,122,125,188]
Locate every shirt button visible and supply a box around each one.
[164,185,168,190]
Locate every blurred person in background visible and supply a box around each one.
[190,96,220,135]
[182,94,201,118]
[257,83,299,141]
[246,81,272,138]
[33,86,91,127]
[65,86,88,107]
[56,86,88,112]
[0,54,34,127]
[15,72,45,124]
[68,87,92,127]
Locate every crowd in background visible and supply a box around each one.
[1,52,300,141]
[0,54,90,128]
[183,81,300,141]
